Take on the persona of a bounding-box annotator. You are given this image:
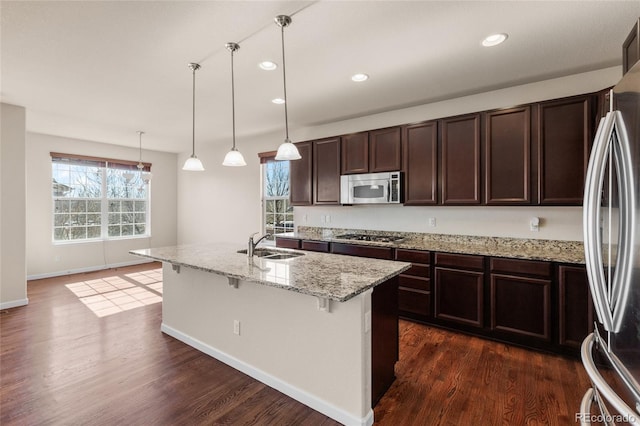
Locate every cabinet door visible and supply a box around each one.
[341,132,369,174]
[484,106,532,205]
[440,114,481,205]
[537,95,593,205]
[289,141,313,206]
[434,267,484,327]
[369,127,402,172]
[313,137,341,204]
[402,121,438,205]
[558,265,593,349]
[623,18,639,74]
[490,274,551,341]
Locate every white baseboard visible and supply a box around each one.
[0,298,29,310]
[161,323,374,426]
[27,259,155,281]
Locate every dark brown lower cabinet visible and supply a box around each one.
[275,237,301,249]
[558,264,593,350]
[489,258,552,344]
[434,253,485,328]
[371,276,399,405]
[490,274,551,341]
[330,242,393,260]
[300,240,329,252]
[395,249,431,321]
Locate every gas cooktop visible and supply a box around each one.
[334,233,404,243]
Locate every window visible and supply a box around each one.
[51,153,151,242]
[263,159,292,241]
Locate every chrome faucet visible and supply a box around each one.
[248,232,272,257]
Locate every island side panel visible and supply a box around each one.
[160,263,373,425]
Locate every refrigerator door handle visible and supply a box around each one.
[583,110,636,333]
[581,332,640,424]
[584,111,615,330]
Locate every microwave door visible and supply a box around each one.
[351,180,388,203]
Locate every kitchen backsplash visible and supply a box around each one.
[293,205,583,241]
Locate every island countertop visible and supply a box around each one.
[129,243,411,303]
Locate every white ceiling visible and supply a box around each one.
[2,1,639,153]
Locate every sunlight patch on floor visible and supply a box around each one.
[65,268,163,317]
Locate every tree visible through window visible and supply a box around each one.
[263,160,292,240]
[52,154,151,242]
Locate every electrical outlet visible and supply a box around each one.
[233,320,240,336]
[428,217,436,227]
[326,215,331,223]
[303,214,308,222]
[320,215,325,223]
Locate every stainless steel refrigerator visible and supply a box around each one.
[581,61,640,425]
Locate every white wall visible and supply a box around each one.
[26,133,178,278]
[178,67,620,245]
[1,103,28,308]
[177,138,265,246]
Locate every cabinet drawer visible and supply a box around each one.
[434,252,484,271]
[399,275,430,291]
[395,248,431,264]
[330,243,393,260]
[405,264,430,278]
[490,257,552,278]
[399,288,431,317]
[301,240,330,252]
[275,238,301,249]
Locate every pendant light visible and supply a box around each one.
[137,131,152,184]
[183,62,205,171]
[274,15,301,161]
[222,42,247,167]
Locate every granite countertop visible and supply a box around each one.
[129,243,411,303]
[277,227,586,264]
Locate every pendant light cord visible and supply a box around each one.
[280,24,290,142]
[231,49,236,150]
[192,65,197,156]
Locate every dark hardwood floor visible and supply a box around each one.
[1,263,590,425]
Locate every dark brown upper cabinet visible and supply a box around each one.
[484,106,533,205]
[289,141,313,206]
[341,131,369,175]
[341,127,402,175]
[623,18,639,75]
[440,114,482,205]
[402,121,438,205]
[313,137,341,205]
[537,95,594,205]
[369,127,402,172]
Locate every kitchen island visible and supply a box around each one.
[130,243,411,426]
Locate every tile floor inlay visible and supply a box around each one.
[65,268,163,317]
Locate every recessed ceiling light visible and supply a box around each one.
[351,73,369,82]
[482,33,508,47]
[259,61,277,71]
[272,98,285,104]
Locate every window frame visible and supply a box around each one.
[260,155,292,243]
[51,153,152,244]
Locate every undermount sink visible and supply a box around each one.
[237,248,304,260]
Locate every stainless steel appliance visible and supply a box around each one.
[580,61,640,425]
[340,171,402,204]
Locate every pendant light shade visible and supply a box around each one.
[274,15,301,161]
[222,42,247,167]
[183,62,205,171]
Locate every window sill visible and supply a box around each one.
[52,235,152,245]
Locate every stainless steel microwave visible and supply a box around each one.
[340,172,402,204]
